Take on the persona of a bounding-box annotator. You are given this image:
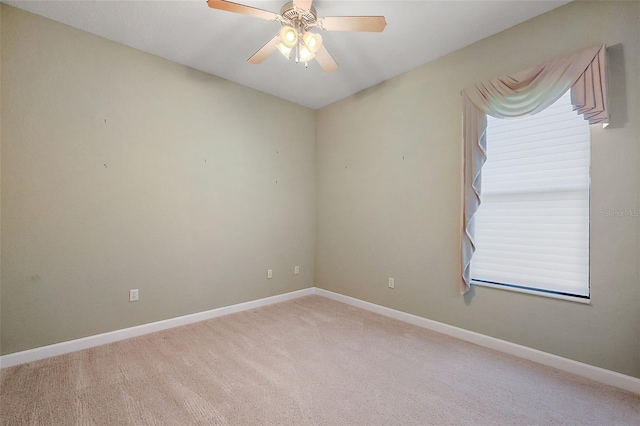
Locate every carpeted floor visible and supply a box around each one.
[1,295,639,425]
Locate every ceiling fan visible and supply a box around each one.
[206,0,387,72]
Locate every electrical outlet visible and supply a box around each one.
[129,289,139,302]
[267,269,273,279]
[294,265,300,275]
[388,278,395,289]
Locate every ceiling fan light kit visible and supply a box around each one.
[303,32,322,54]
[279,26,298,49]
[275,42,293,60]
[276,20,320,67]
[206,0,386,72]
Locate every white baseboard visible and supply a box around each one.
[314,288,640,395]
[3,286,638,396]
[0,287,315,369]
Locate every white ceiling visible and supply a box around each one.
[6,0,570,109]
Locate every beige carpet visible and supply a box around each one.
[1,295,639,425]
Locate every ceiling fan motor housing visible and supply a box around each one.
[280,1,317,32]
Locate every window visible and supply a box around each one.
[470,90,590,299]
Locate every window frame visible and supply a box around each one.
[470,91,591,303]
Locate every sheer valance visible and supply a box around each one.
[461,45,608,295]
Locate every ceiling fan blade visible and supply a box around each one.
[293,0,313,11]
[207,0,278,21]
[315,45,338,73]
[247,36,280,64]
[320,16,387,32]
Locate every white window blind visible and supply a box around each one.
[470,90,590,297]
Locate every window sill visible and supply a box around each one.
[471,281,591,305]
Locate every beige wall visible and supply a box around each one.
[0,5,316,355]
[316,1,640,378]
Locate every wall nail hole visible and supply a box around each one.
[104,164,108,168]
